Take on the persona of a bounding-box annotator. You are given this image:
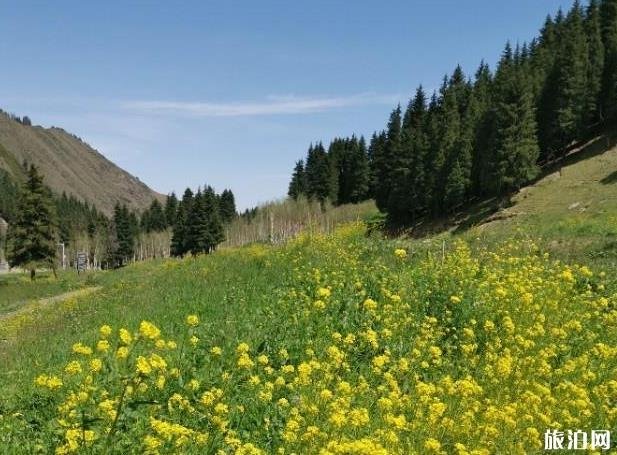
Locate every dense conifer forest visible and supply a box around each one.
[0,162,237,269]
[288,0,617,224]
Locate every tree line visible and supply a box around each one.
[288,0,617,224]
[111,186,236,265]
[1,165,113,272]
[1,163,237,277]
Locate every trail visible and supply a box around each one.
[0,286,102,322]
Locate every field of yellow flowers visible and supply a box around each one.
[0,223,616,454]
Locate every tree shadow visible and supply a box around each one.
[397,196,509,239]
[528,131,617,186]
[451,197,512,234]
[601,170,617,185]
[401,130,617,238]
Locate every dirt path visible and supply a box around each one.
[0,286,102,322]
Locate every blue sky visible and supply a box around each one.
[0,0,575,210]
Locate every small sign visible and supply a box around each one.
[77,252,87,273]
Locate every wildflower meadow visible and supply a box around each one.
[0,223,615,454]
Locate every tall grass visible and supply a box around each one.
[222,197,377,247]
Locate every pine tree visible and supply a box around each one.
[447,66,473,211]
[146,199,166,232]
[601,0,617,121]
[585,0,605,126]
[470,61,494,195]
[7,164,58,280]
[348,136,371,203]
[171,188,193,257]
[408,87,431,217]
[367,131,386,200]
[429,77,461,214]
[328,138,348,204]
[449,65,472,116]
[387,102,414,223]
[164,192,178,228]
[326,140,342,204]
[535,15,560,92]
[373,106,401,212]
[0,169,19,223]
[421,93,441,212]
[387,88,430,223]
[552,1,589,156]
[443,159,467,211]
[444,88,478,211]
[204,186,225,250]
[491,67,540,193]
[330,136,369,205]
[186,186,224,255]
[186,189,207,255]
[536,16,562,160]
[305,143,331,203]
[140,209,151,233]
[288,160,307,200]
[128,211,140,243]
[113,203,134,267]
[219,189,237,223]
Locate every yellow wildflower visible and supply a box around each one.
[99,325,112,338]
[394,248,407,259]
[136,356,152,375]
[64,361,82,375]
[119,328,133,345]
[72,343,93,356]
[89,358,103,373]
[139,321,161,340]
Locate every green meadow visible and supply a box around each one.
[0,145,615,454]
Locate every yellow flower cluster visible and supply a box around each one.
[30,226,616,454]
[34,374,63,390]
[186,314,199,327]
[139,321,161,339]
[394,248,407,259]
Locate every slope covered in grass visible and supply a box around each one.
[0,224,615,454]
[419,137,617,273]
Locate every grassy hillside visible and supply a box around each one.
[0,143,615,453]
[402,135,617,271]
[0,112,161,215]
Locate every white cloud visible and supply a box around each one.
[122,93,400,117]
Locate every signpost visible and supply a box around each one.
[76,252,87,274]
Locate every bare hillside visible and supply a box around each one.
[0,112,162,215]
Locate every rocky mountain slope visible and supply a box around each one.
[0,112,161,215]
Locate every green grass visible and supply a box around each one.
[0,143,615,453]
[0,247,284,395]
[440,137,617,273]
[0,271,101,315]
[0,225,614,453]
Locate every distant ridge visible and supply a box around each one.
[0,111,162,215]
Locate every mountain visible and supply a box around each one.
[0,111,162,216]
